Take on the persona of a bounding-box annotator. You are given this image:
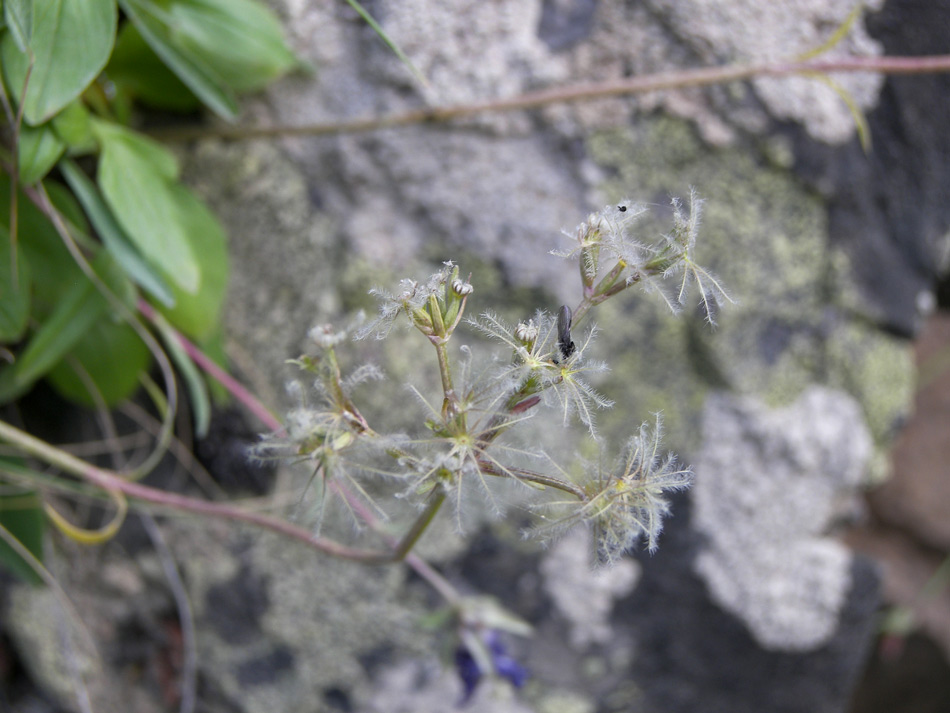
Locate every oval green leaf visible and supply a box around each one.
[94,122,200,294]
[155,182,228,339]
[60,159,175,307]
[0,0,117,125]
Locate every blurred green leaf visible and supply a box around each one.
[163,0,298,92]
[50,100,96,154]
[16,122,65,184]
[60,159,175,307]
[0,224,31,342]
[106,21,201,112]
[0,175,84,317]
[3,0,34,52]
[0,477,45,586]
[47,319,151,406]
[119,0,238,120]
[0,0,117,124]
[93,121,200,294]
[0,251,131,403]
[154,181,228,339]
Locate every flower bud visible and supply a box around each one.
[514,319,538,347]
[451,277,474,296]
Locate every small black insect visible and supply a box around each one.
[617,205,627,212]
[556,305,576,361]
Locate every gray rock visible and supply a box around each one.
[692,387,873,651]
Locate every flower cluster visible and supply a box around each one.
[268,192,724,566]
[531,416,694,565]
[554,190,733,323]
[469,310,612,436]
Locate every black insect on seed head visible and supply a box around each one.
[556,305,576,361]
[617,205,627,212]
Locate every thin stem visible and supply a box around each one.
[136,304,458,595]
[137,299,283,433]
[0,418,392,563]
[571,298,594,329]
[389,491,446,561]
[477,459,586,500]
[148,54,950,143]
[433,340,464,427]
[434,341,454,397]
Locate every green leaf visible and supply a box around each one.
[154,182,228,339]
[50,99,96,153]
[106,21,201,112]
[0,478,45,586]
[93,121,200,294]
[60,159,175,307]
[47,319,151,406]
[0,174,84,317]
[16,121,65,184]
[119,0,238,120]
[0,251,130,403]
[0,0,117,125]
[3,0,34,52]
[164,0,298,92]
[0,276,103,402]
[0,223,31,342]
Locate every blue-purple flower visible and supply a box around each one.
[454,630,528,704]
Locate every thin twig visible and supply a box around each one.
[148,54,950,143]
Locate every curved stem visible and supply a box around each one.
[0,418,392,563]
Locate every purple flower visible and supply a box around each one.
[454,631,527,704]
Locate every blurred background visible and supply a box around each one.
[2,1,949,711]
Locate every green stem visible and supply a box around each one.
[477,459,586,500]
[434,341,454,396]
[390,491,446,561]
